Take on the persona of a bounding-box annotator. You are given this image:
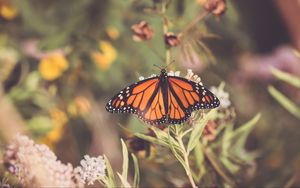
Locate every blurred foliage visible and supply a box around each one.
[0,0,300,187]
[268,68,300,119]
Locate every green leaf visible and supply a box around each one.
[220,156,240,174]
[27,116,53,135]
[120,139,129,183]
[103,155,116,187]
[117,173,131,188]
[187,109,217,153]
[151,127,173,143]
[226,113,261,148]
[150,127,182,151]
[131,154,140,188]
[220,115,260,172]
[192,142,205,182]
[167,129,187,171]
[221,124,234,157]
[271,68,300,89]
[134,133,169,147]
[193,142,204,169]
[268,85,300,119]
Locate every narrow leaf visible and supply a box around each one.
[268,85,300,119]
[167,129,187,170]
[271,68,300,89]
[134,133,169,147]
[131,154,140,188]
[193,142,204,169]
[121,139,129,182]
[103,155,116,187]
[151,127,182,151]
[187,109,217,153]
[117,173,131,188]
[192,142,205,182]
[226,113,261,147]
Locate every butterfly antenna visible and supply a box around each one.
[164,60,175,70]
[153,64,162,70]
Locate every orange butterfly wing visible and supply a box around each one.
[106,74,220,125]
[167,77,220,124]
[106,77,167,124]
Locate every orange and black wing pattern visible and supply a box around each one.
[106,77,167,125]
[167,76,220,124]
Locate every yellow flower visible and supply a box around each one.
[42,109,68,146]
[68,96,91,117]
[39,54,69,81]
[106,26,120,40]
[0,1,17,20]
[91,41,117,71]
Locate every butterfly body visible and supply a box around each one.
[106,69,220,125]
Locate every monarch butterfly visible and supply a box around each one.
[105,69,220,125]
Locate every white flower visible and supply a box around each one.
[174,71,180,76]
[185,69,202,84]
[185,69,194,79]
[76,155,106,185]
[149,74,157,78]
[210,86,231,108]
[4,135,83,187]
[168,70,180,76]
[167,70,174,76]
[138,76,144,80]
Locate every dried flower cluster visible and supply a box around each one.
[3,135,83,187]
[198,0,226,16]
[131,21,154,42]
[185,69,202,83]
[75,155,106,185]
[165,32,181,47]
[203,120,218,141]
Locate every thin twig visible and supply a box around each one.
[146,41,165,62]
[284,173,297,188]
[161,2,172,66]
[203,146,236,187]
[179,11,210,37]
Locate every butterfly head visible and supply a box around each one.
[160,69,167,78]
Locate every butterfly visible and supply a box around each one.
[105,69,220,125]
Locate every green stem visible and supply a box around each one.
[177,135,198,188]
[161,2,171,66]
[163,18,171,66]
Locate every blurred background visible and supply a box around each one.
[0,0,300,187]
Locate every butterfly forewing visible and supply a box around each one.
[168,76,220,109]
[167,76,220,124]
[106,77,168,124]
